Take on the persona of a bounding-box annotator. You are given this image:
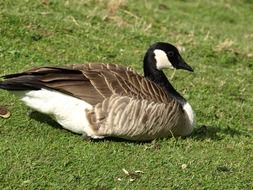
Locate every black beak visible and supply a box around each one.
[176,56,194,72]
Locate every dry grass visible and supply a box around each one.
[215,39,235,52]
[106,0,126,15]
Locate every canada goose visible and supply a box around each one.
[0,42,195,141]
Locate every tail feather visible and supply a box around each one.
[0,77,42,91]
[0,67,91,102]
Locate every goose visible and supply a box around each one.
[0,42,195,141]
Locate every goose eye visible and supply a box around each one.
[167,51,174,57]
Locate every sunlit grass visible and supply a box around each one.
[0,0,253,189]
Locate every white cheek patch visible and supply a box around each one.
[154,49,173,70]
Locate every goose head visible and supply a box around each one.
[143,42,194,105]
[144,42,193,72]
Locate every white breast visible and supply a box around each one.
[183,102,195,127]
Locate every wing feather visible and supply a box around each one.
[1,63,172,105]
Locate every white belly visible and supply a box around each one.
[15,89,93,134]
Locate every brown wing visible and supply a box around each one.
[79,63,172,103]
[2,63,172,105]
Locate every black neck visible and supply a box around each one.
[143,51,186,105]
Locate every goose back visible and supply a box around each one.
[3,63,173,105]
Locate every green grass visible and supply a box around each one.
[1,0,253,189]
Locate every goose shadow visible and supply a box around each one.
[190,124,249,141]
[29,111,62,129]
[29,111,249,142]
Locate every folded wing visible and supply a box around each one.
[1,63,172,105]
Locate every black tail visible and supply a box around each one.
[0,66,84,92]
[0,77,42,91]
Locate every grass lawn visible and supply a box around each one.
[1,0,253,189]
